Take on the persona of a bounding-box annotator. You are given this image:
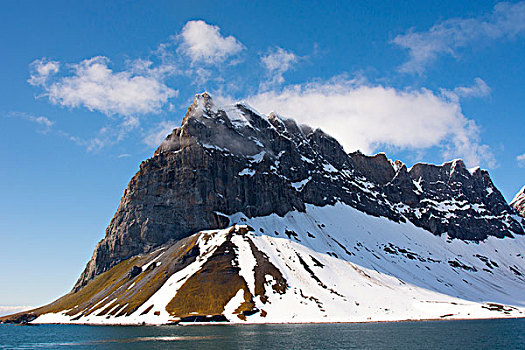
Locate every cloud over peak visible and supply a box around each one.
[142,120,177,147]
[246,79,495,168]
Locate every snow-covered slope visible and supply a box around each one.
[31,203,525,324]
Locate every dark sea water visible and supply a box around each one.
[1,319,524,349]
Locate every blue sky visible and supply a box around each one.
[1,0,524,310]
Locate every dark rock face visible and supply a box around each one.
[74,92,524,289]
[128,266,142,279]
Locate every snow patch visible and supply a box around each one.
[322,163,338,173]
[223,289,245,319]
[292,177,311,191]
[248,151,265,163]
[239,168,256,176]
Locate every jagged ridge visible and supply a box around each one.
[75,92,523,289]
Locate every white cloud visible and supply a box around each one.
[0,305,33,317]
[179,20,244,64]
[393,1,525,73]
[261,47,298,88]
[143,120,177,147]
[34,116,53,127]
[246,79,495,167]
[29,56,177,116]
[453,77,491,98]
[517,153,525,167]
[90,117,141,151]
[62,132,107,153]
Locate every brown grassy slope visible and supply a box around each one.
[0,233,202,323]
[1,225,291,324]
[166,229,256,318]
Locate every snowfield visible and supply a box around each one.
[34,202,525,325]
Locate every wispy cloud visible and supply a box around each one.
[178,20,244,65]
[58,131,107,153]
[260,47,298,88]
[246,78,495,167]
[142,120,177,147]
[9,111,54,133]
[65,117,141,152]
[28,59,59,86]
[8,111,107,152]
[393,1,525,73]
[517,153,525,167]
[452,77,492,99]
[441,77,492,102]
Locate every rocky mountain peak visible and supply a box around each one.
[73,93,523,290]
[186,91,215,115]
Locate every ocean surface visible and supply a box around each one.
[1,319,524,349]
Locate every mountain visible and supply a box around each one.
[2,92,525,325]
[511,186,525,218]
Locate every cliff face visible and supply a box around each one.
[75,93,523,290]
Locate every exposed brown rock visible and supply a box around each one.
[166,230,256,318]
